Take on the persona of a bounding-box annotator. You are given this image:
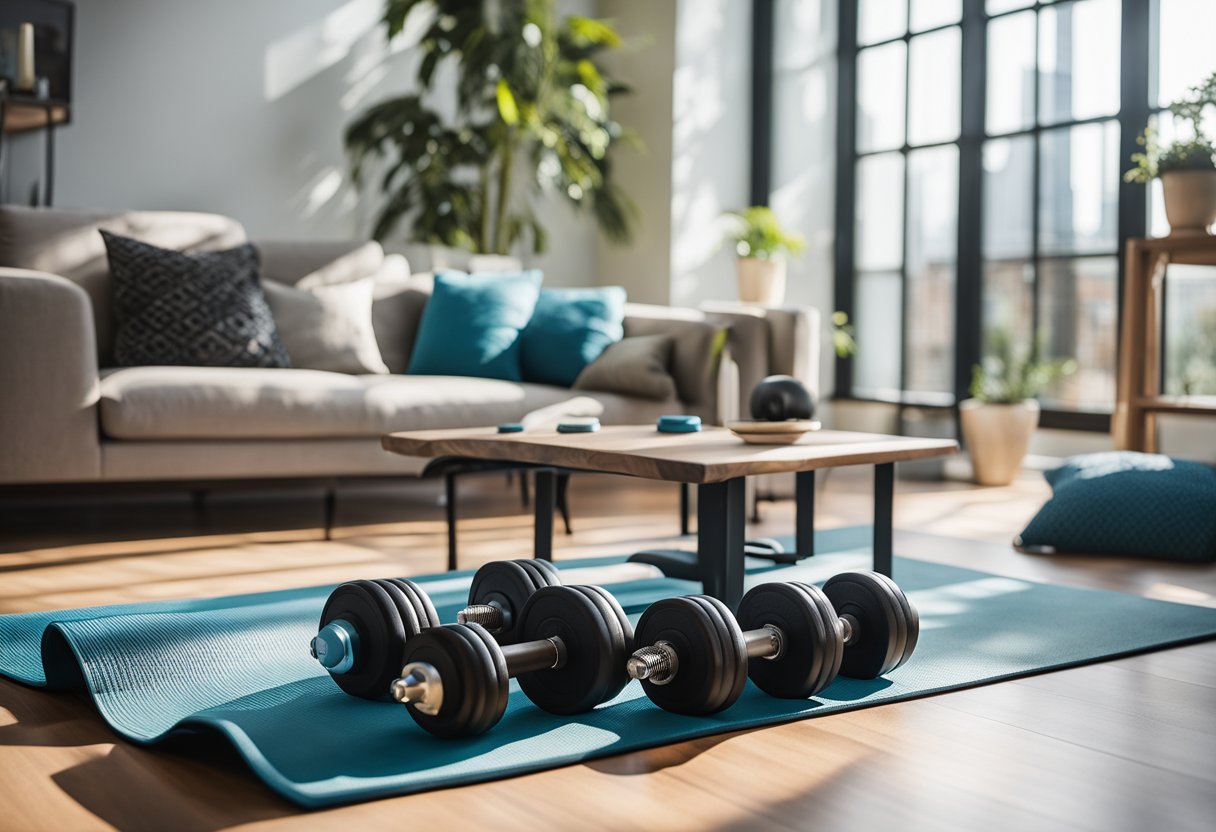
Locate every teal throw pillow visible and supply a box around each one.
[520,286,627,387]
[1016,452,1216,562]
[407,270,543,381]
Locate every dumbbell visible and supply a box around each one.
[312,558,661,699]
[390,584,633,738]
[625,571,918,715]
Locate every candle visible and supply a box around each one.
[16,22,35,92]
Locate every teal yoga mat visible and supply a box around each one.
[1,527,1214,808]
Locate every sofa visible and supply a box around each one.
[0,206,819,489]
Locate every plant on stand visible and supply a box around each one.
[345,0,637,263]
[1125,70,1216,236]
[722,206,805,306]
[961,330,1076,487]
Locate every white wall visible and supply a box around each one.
[667,0,751,309]
[5,0,597,285]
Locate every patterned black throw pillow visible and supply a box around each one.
[101,230,291,368]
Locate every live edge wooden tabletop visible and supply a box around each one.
[382,426,958,485]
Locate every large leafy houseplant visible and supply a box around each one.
[346,0,637,255]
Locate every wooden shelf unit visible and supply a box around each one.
[0,94,69,134]
[1113,234,1216,451]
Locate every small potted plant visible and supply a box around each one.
[960,330,1076,487]
[722,206,806,306]
[1125,71,1216,236]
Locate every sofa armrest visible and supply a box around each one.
[253,240,406,288]
[0,268,102,483]
[701,302,822,403]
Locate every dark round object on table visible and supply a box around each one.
[633,595,748,715]
[749,375,816,422]
[516,585,633,714]
[822,571,917,678]
[467,559,561,645]
[398,624,509,738]
[319,578,437,700]
[737,581,842,699]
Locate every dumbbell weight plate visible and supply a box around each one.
[318,580,408,700]
[688,595,748,712]
[467,560,546,645]
[736,582,842,699]
[863,572,920,671]
[570,584,634,703]
[822,572,907,679]
[398,624,508,738]
[632,595,747,716]
[386,578,442,631]
[517,558,562,591]
[516,586,629,714]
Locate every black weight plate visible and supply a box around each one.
[791,582,845,695]
[688,595,748,713]
[823,572,904,678]
[318,580,406,700]
[865,572,920,670]
[575,584,635,652]
[529,558,564,586]
[632,597,729,716]
[467,560,540,645]
[737,582,836,699]
[516,558,559,593]
[388,578,441,630]
[568,584,632,703]
[845,572,908,676]
[450,622,509,736]
[516,586,620,714]
[374,579,423,641]
[398,625,486,738]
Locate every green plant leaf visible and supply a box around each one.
[496,78,520,125]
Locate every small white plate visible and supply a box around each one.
[726,420,822,445]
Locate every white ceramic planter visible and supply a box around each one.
[736,257,787,306]
[1161,170,1216,237]
[959,398,1040,486]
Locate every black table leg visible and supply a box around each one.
[795,470,816,558]
[697,477,747,610]
[445,472,458,571]
[679,482,691,536]
[534,468,556,561]
[873,462,894,576]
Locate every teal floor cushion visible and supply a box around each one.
[1016,451,1216,562]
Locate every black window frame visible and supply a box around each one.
[816,0,1154,432]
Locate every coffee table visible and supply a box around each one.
[383,426,958,608]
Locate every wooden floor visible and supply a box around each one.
[0,468,1213,831]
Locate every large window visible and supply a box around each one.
[832,0,1210,428]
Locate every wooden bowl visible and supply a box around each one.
[725,420,821,445]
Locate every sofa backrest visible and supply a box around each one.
[0,206,247,367]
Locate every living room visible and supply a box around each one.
[0,0,1214,829]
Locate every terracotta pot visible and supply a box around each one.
[959,398,1040,486]
[1161,170,1216,237]
[736,257,787,306]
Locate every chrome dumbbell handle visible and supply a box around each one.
[457,602,507,631]
[391,636,566,714]
[626,624,784,686]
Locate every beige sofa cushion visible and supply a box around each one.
[98,367,680,441]
[0,207,247,367]
[263,278,390,374]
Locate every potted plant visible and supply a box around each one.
[345,1,637,258]
[722,206,806,306]
[1125,71,1216,236]
[960,330,1076,487]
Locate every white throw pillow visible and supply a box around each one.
[263,277,390,374]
